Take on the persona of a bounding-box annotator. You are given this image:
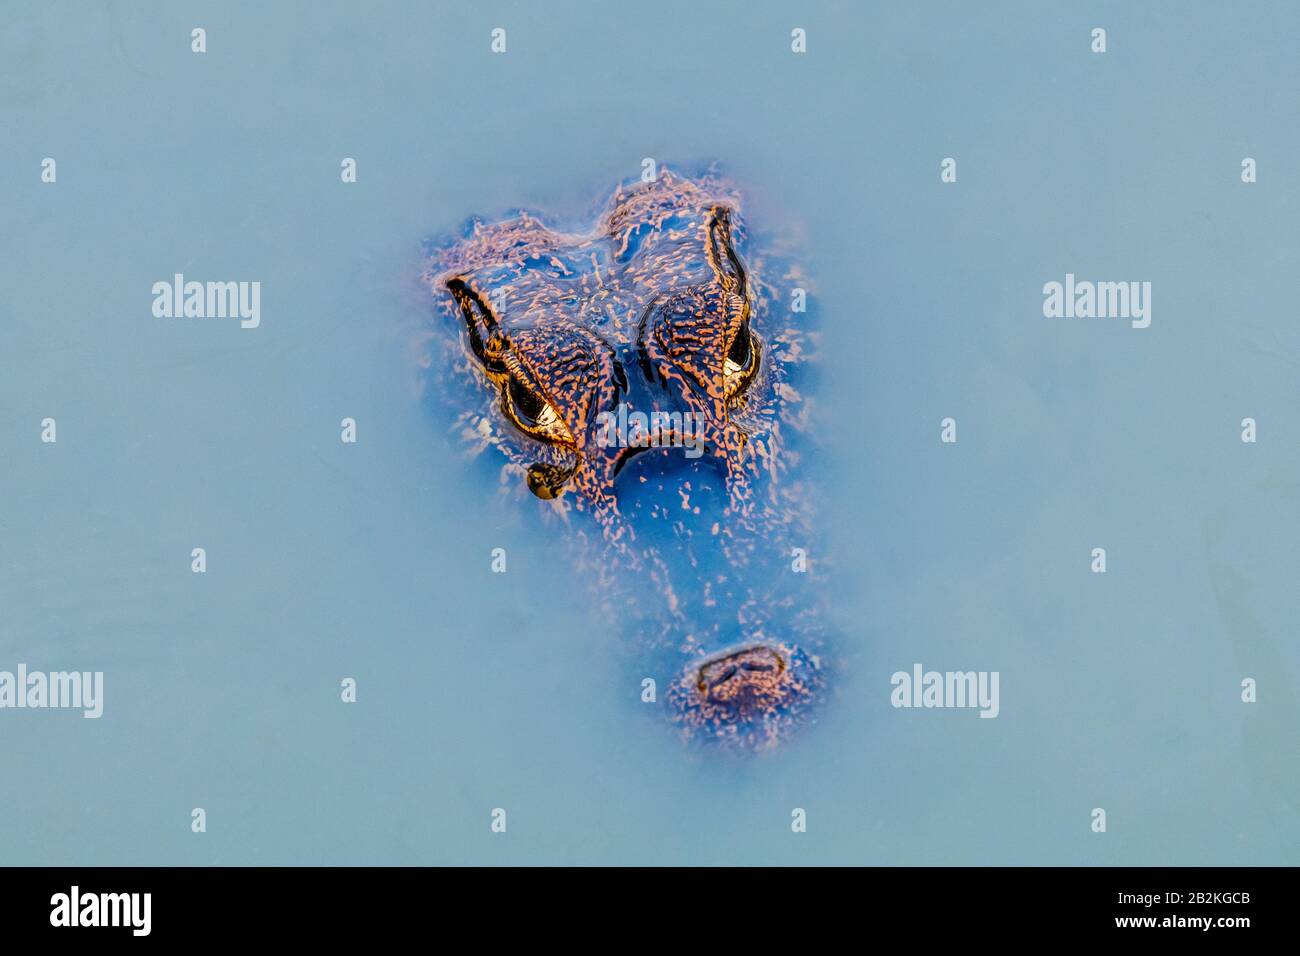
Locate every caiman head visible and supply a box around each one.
[423,169,824,750]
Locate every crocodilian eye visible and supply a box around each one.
[503,374,573,445]
[723,319,760,399]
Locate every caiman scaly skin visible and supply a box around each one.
[423,169,827,751]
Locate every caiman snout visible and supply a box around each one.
[668,643,823,750]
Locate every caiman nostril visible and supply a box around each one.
[695,646,787,698]
[704,664,738,692]
[669,640,822,750]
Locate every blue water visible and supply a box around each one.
[1,0,1297,865]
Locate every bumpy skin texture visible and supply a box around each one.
[423,169,826,750]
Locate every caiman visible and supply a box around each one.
[422,167,829,751]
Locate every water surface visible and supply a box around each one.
[1,0,1297,865]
